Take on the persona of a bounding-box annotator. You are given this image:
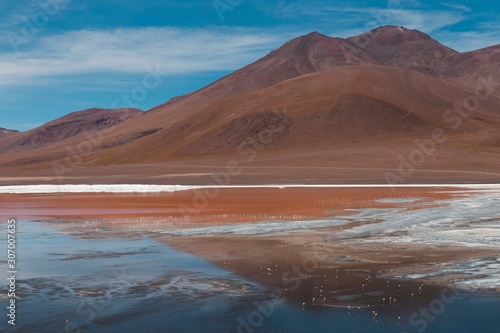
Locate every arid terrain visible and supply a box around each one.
[0,26,499,185]
[2,26,499,331]
[1,1,499,328]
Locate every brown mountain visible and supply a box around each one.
[188,31,381,100]
[0,108,142,154]
[0,128,19,139]
[349,26,500,97]
[444,45,500,99]
[139,31,382,130]
[95,65,499,162]
[348,26,459,76]
[0,26,499,184]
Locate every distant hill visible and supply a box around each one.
[0,108,142,154]
[0,128,19,139]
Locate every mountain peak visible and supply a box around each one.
[371,25,415,32]
[301,31,330,39]
[164,26,467,105]
[347,26,458,75]
[183,29,381,103]
[272,30,379,68]
[352,25,436,46]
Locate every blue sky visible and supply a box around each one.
[0,0,499,131]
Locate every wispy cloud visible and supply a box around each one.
[372,8,465,32]
[258,1,488,51]
[0,26,302,86]
[262,1,466,35]
[441,3,472,12]
[327,8,466,42]
[0,0,71,35]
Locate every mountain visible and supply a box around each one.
[0,128,19,139]
[444,44,500,99]
[0,26,499,184]
[95,65,499,163]
[348,26,459,76]
[185,31,381,100]
[132,31,381,133]
[0,108,142,154]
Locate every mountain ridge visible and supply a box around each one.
[0,108,142,154]
[0,128,20,139]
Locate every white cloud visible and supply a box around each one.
[0,26,302,86]
[0,9,496,88]
[263,1,465,32]
[327,8,465,34]
[264,2,484,51]
[0,0,71,38]
[370,9,465,32]
[441,3,472,12]
[260,1,468,42]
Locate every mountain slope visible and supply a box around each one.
[443,45,500,98]
[88,65,499,164]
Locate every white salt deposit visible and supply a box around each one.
[0,183,499,193]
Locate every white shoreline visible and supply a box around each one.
[0,184,500,193]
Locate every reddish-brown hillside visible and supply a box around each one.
[87,65,499,164]
[348,26,459,76]
[0,108,142,154]
[0,128,19,139]
[443,45,500,98]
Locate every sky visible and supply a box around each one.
[0,0,499,131]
